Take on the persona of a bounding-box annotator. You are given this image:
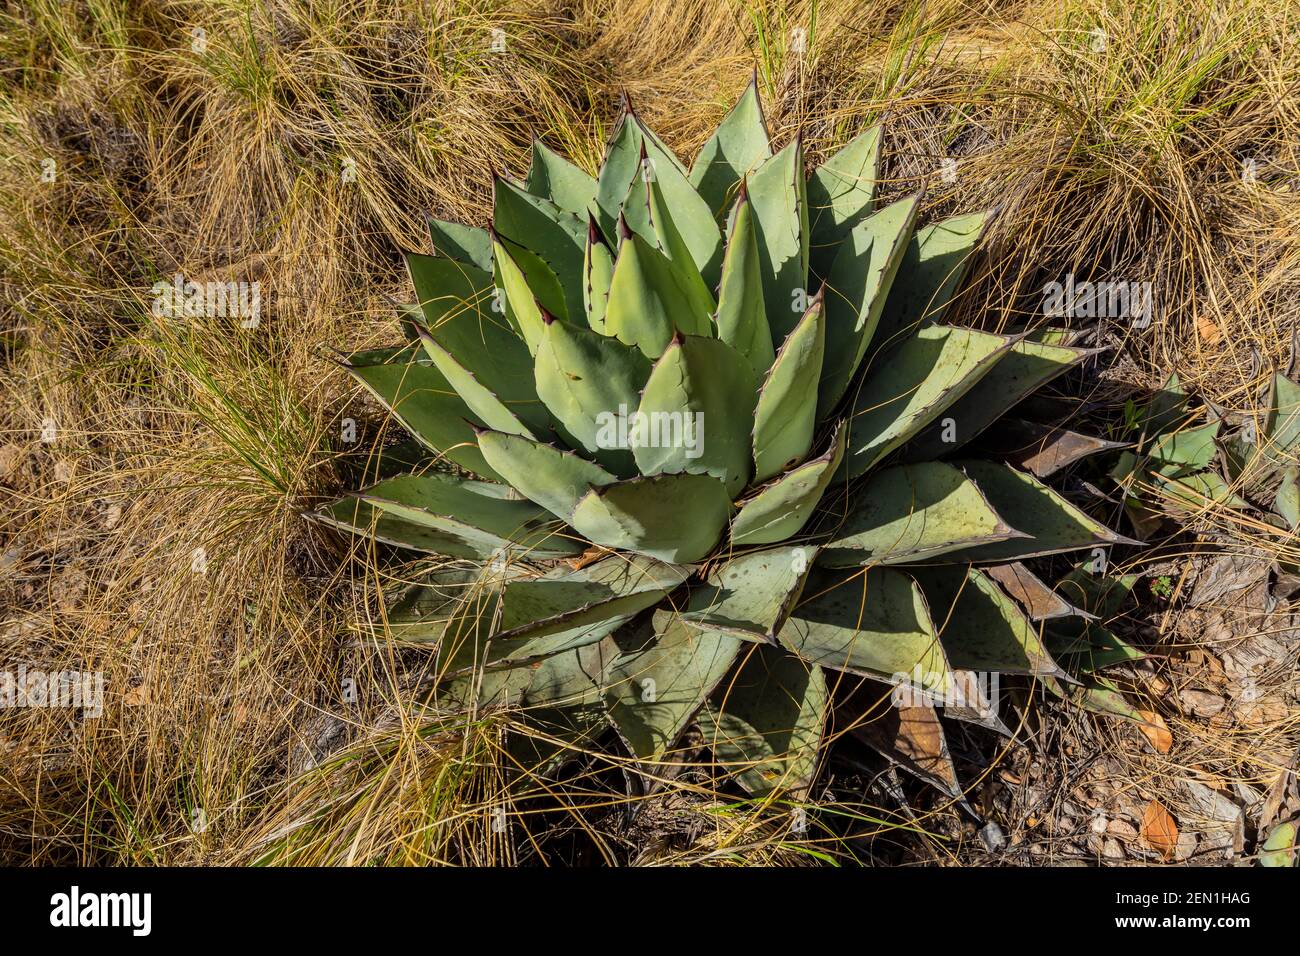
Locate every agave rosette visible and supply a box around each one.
[316,83,1138,795]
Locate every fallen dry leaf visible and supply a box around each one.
[1179,688,1226,718]
[567,546,607,570]
[1196,315,1223,345]
[1141,800,1180,860]
[852,703,959,795]
[1137,709,1173,753]
[123,683,149,706]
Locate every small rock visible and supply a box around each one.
[1108,818,1139,840]
[1103,838,1125,860]
[978,821,1006,853]
[1179,688,1226,717]
[1186,781,1245,856]
[1174,830,1198,862]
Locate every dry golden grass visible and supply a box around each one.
[1,0,1297,865]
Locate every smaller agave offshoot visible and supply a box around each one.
[316,82,1138,798]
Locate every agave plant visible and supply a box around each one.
[1113,370,1300,536]
[316,83,1138,797]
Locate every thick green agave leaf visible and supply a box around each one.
[592,106,688,242]
[316,476,581,560]
[807,125,882,278]
[689,76,771,221]
[901,340,1095,460]
[646,162,719,315]
[493,555,690,643]
[1054,564,1139,620]
[407,254,551,437]
[394,570,518,663]
[816,194,922,418]
[492,175,586,320]
[1140,371,1189,441]
[476,429,618,521]
[533,315,650,476]
[497,228,572,324]
[752,288,826,483]
[635,333,757,496]
[427,217,492,272]
[390,573,500,674]
[747,138,809,343]
[387,563,496,623]
[700,643,827,796]
[583,217,615,332]
[871,210,989,356]
[445,605,624,674]
[1148,419,1220,475]
[1260,371,1300,469]
[818,461,1023,566]
[985,562,1092,622]
[385,564,509,647]
[945,461,1141,561]
[524,139,597,219]
[626,142,723,291]
[682,545,819,642]
[605,230,712,357]
[491,234,551,352]
[1152,469,1249,510]
[778,566,951,691]
[417,327,539,439]
[593,111,644,242]
[396,302,429,343]
[911,566,1065,677]
[604,611,742,765]
[406,250,494,324]
[342,345,500,481]
[731,423,846,546]
[523,638,613,711]
[839,325,1017,480]
[423,557,689,672]
[1258,821,1299,867]
[349,435,437,484]
[355,472,577,553]
[1042,673,1144,721]
[437,665,534,712]
[1277,467,1300,529]
[570,473,733,563]
[714,184,775,377]
[1048,621,1145,671]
